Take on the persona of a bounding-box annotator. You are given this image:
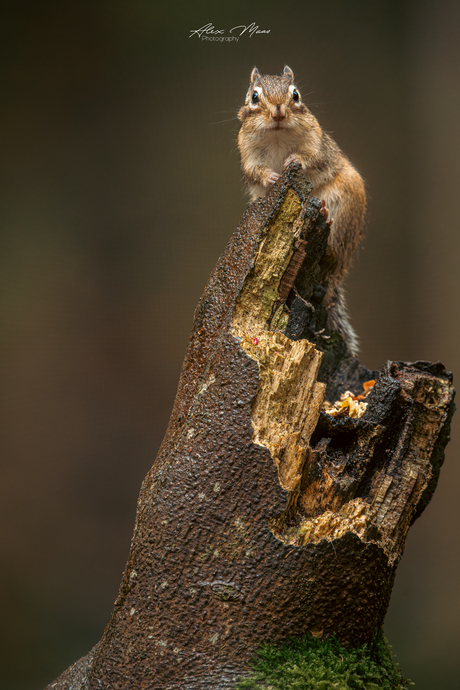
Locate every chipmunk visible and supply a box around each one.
[237,66,366,354]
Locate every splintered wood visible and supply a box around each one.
[236,332,324,491]
[231,189,325,493]
[231,187,455,568]
[271,366,454,564]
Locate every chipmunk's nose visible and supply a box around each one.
[271,105,286,121]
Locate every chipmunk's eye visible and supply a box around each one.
[251,91,259,104]
[292,89,300,102]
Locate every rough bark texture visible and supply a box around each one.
[46,164,455,690]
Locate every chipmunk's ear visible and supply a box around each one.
[283,65,294,82]
[250,67,260,84]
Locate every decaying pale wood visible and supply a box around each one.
[230,190,326,493]
[238,332,324,492]
[231,182,454,566]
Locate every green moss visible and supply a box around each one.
[235,630,412,689]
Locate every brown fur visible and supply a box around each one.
[237,66,366,353]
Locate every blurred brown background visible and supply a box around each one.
[0,1,459,688]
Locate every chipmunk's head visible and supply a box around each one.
[238,65,308,130]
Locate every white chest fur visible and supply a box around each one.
[246,129,300,174]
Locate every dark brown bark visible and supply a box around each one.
[46,164,455,690]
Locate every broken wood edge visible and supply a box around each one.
[229,179,455,568]
[297,363,454,565]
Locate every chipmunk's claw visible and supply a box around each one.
[266,170,281,185]
[319,199,333,225]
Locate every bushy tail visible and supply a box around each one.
[326,284,359,356]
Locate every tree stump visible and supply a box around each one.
[47,164,455,690]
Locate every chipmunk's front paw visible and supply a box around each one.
[264,169,281,186]
[283,153,303,170]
